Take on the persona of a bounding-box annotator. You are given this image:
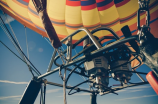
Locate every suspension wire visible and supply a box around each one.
[3,12,22,50]
[0,17,26,62]
[0,16,41,76]
[0,24,36,76]
[61,46,85,72]
[45,35,91,102]
[24,26,29,59]
[24,26,33,77]
[0,41,41,76]
[44,37,52,46]
[44,32,68,104]
[0,21,26,60]
[56,48,67,104]
[65,61,86,85]
[0,17,36,76]
[74,49,92,88]
[1,12,31,70]
[0,41,25,63]
[61,45,92,88]
[0,21,34,76]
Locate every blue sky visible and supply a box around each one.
[0,10,158,104]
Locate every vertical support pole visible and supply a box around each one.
[43,83,46,104]
[66,36,72,62]
[90,93,97,104]
[47,50,57,72]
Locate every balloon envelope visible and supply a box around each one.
[0,0,157,40]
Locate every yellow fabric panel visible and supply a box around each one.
[92,30,103,38]
[99,5,119,24]
[65,5,84,40]
[81,8,100,27]
[149,0,156,5]
[47,0,68,38]
[120,17,137,28]
[52,26,69,38]
[1,0,15,15]
[28,0,44,29]
[98,5,121,36]
[6,0,30,20]
[149,3,158,14]
[81,8,103,37]
[65,6,82,25]
[47,0,50,11]
[48,0,66,21]
[115,1,138,28]
[116,0,138,19]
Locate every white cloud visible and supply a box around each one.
[73,92,90,96]
[4,15,14,24]
[46,88,62,94]
[129,89,143,93]
[0,13,15,24]
[116,89,127,93]
[0,95,21,100]
[57,95,63,97]
[0,80,28,84]
[57,92,90,97]
[28,41,36,51]
[38,48,43,52]
[115,85,151,93]
[118,95,157,101]
[126,85,151,90]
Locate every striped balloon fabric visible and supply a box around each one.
[0,0,158,41]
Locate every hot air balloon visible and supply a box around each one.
[0,0,158,104]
